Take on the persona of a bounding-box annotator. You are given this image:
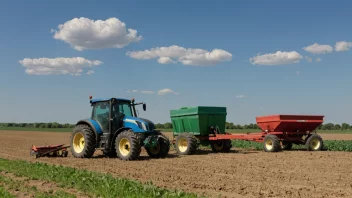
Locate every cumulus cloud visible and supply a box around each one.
[236,95,245,98]
[303,43,333,54]
[249,51,302,65]
[305,56,313,63]
[126,90,139,93]
[52,17,142,51]
[126,45,232,66]
[157,88,179,95]
[18,57,102,75]
[86,70,95,75]
[157,57,176,64]
[335,41,352,52]
[316,58,322,62]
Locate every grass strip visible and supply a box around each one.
[0,173,75,198]
[229,140,352,151]
[0,185,15,198]
[0,158,202,198]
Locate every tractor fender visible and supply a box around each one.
[76,119,103,143]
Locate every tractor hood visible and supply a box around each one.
[123,116,155,132]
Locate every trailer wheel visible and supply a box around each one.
[146,132,170,158]
[280,141,293,150]
[70,124,96,158]
[306,134,323,151]
[115,130,141,160]
[210,140,232,152]
[263,135,281,152]
[175,133,198,155]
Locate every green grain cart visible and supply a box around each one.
[170,106,232,155]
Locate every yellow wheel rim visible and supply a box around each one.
[119,138,131,156]
[177,137,188,152]
[213,141,223,151]
[265,139,273,150]
[310,138,321,150]
[73,132,85,153]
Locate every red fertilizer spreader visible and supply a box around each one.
[30,144,70,158]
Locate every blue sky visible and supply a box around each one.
[0,0,351,124]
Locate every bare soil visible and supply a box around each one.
[1,130,352,198]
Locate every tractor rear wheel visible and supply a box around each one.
[263,134,281,152]
[175,133,198,155]
[306,134,323,151]
[115,130,141,160]
[210,139,232,152]
[146,132,170,158]
[70,124,96,158]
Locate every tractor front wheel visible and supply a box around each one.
[263,134,281,152]
[70,124,96,158]
[175,133,198,155]
[306,134,323,151]
[210,139,232,152]
[146,132,170,158]
[115,130,141,160]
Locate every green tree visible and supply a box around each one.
[341,123,350,130]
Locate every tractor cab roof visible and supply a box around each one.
[90,97,131,104]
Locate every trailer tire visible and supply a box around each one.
[306,134,323,151]
[115,130,141,160]
[263,135,281,152]
[146,132,170,158]
[70,124,96,158]
[175,133,198,155]
[281,141,293,150]
[210,139,232,152]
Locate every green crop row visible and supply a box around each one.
[0,158,202,198]
[0,186,15,198]
[230,140,352,152]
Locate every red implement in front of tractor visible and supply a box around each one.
[30,144,70,158]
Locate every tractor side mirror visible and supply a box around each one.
[143,103,146,111]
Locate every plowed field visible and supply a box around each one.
[1,130,352,198]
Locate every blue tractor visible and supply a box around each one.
[70,96,170,160]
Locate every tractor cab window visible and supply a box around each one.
[118,101,133,117]
[92,101,110,132]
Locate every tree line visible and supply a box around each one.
[0,122,351,130]
[0,122,75,129]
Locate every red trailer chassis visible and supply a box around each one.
[202,114,325,152]
[30,144,70,158]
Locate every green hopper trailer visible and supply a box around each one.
[170,106,232,155]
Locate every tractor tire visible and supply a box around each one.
[263,134,281,152]
[210,139,232,152]
[115,130,141,160]
[146,132,170,158]
[70,124,96,158]
[306,134,323,151]
[175,133,198,155]
[280,141,293,150]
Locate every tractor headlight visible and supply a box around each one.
[136,121,147,130]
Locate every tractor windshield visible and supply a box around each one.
[113,100,133,117]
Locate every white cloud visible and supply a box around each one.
[52,17,142,51]
[335,41,352,52]
[302,43,333,54]
[157,57,176,64]
[140,91,155,94]
[126,90,139,93]
[316,58,322,62]
[305,56,313,63]
[86,70,95,75]
[236,95,245,98]
[18,57,102,75]
[157,88,179,95]
[126,45,232,66]
[249,51,302,66]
